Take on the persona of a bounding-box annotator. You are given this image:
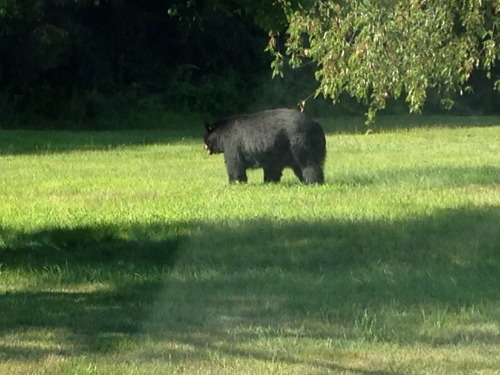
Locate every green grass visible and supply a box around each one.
[0,116,499,374]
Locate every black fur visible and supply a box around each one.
[204,108,326,184]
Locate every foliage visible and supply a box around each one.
[269,0,500,122]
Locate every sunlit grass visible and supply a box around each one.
[0,117,499,374]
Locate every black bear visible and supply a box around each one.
[204,108,326,184]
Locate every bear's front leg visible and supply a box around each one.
[224,153,248,183]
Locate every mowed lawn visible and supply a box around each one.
[0,116,499,374]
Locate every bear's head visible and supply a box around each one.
[204,120,226,154]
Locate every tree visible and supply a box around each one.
[0,0,273,122]
[267,0,500,122]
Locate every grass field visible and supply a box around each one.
[0,115,499,374]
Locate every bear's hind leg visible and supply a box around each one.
[301,165,324,184]
[290,144,325,184]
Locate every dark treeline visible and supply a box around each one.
[1,0,499,129]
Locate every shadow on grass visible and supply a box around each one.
[0,223,187,361]
[320,114,500,134]
[0,288,152,357]
[2,115,499,156]
[0,224,184,270]
[148,205,500,364]
[0,206,499,368]
[0,129,200,155]
[334,165,500,187]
